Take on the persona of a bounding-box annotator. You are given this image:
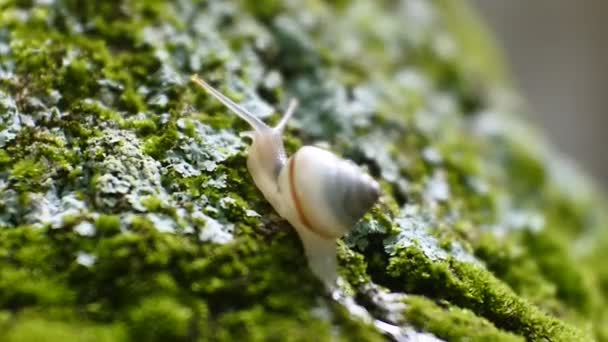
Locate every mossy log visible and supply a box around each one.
[1,0,607,341]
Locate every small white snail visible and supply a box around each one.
[191,75,380,287]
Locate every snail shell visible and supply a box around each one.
[278,146,380,240]
[191,75,380,287]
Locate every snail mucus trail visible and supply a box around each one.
[191,75,380,288]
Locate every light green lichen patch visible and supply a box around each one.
[384,205,478,264]
[1,0,607,341]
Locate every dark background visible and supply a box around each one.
[473,0,608,189]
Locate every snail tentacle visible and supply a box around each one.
[274,98,299,133]
[191,74,269,133]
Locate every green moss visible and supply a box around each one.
[337,241,371,289]
[240,0,284,22]
[0,149,10,169]
[523,230,599,316]
[10,37,59,93]
[140,196,164,212]
[502,142,547,200]
[2,315,126,342]
[0,228,74,309]
[0,267,72,309]
[9,159,48,193]
[436,0,510,85]
[128,118,158,136]
[215,307,328,342]
[142,122,179,159]
[95,215,121,236]
[473,232,559,310]
[127,296,194,342]
[59,57,99,105]
[119,87,147,114]
[386,247,588,341]
[71,99,125,127]
[404,295,523,341]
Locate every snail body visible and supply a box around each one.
[191,75,380,287]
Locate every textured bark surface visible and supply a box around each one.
[0,1,607,341]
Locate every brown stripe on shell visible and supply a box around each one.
[288,154,333,240]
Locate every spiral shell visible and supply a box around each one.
[278,146,380,240]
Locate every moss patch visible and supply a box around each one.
[404,296,523,342]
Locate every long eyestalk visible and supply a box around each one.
[191,75,268,133]
[274,98,298,133]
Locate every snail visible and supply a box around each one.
[191,75,380,287]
